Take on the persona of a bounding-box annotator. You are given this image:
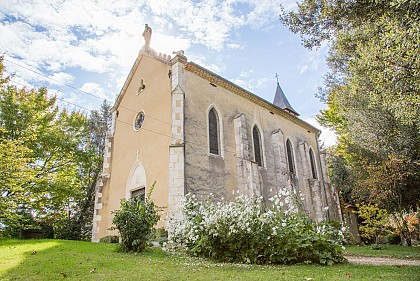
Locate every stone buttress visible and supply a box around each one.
[167,53,187,218]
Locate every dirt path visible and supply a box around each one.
[345,255,420,266]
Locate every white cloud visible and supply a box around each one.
[297,42,329,75]
[0,0,297,76]
[0,0,297,69]
[1,20,110,73]
[232,75,271,93]
[8,75,34,89]
[153,33,191,56]
[0,1,146,68]
[226,43,243,49]
[48,72,75,85]
[0,0,305,113]
[56,90,98,113]
[188,54,225,73]
[239,70,253,78]
[80,82,109,100]
[2,57,46,85]
[245,1,281,28]
[145,0,296,50]
[299,65,309,74]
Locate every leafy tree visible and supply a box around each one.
[0,57,101,238]
[388,210,419,246]
[356,203,389,244]
[327,150,353,205]
[0,128,34,231]
[55,101,111,240]
[280,1,420,220]
[281,0,419,125]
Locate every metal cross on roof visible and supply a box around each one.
[275,73,279,84]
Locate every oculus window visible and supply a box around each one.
[134,111,145,131]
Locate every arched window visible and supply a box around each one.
[253,126,263,167]
[126,160,147,200]
[286,139,295,176]
[208,108,219,155]
[309,148,317,179]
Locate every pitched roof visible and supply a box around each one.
[273,82,299,116]
[112,48,319,135]
[185,62,319,134]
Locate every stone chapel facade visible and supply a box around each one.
[91,27,342,242]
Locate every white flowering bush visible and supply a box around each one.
[167,190,346,265]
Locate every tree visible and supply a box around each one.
[281,0,419,125]
[356,203,389,245]
[55,101,111,240]
[0,128,34,232]
[0,56,98,238]
[327,149,354,205]
[280,0,420,209]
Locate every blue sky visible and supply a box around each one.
[0,0,336,145]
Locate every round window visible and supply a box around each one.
[134,112,145,131]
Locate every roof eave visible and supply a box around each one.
[184,61,321,135]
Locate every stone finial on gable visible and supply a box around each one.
[138,24,173,64]
[142,24,152,50]
[171,50,187,64]
[173,50,184,56]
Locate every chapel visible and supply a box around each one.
[91,25,342,242]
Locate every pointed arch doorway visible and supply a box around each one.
[125,160,147,200]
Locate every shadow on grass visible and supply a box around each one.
[0,239,120,280]
[0,239,176,280]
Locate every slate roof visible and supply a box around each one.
[185,62,319,134]
[273,82,299,116]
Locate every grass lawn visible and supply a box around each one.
[345,244,420,260]
[0,239,419,281]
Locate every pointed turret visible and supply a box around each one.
[273,82,299,116]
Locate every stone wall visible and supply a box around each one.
[94,50,342,242]
[181,62,336,222]
[91,52,172,241]
[167,55,187,217]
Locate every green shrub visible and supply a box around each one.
[99,235,120,243]
[356,203,389,244]
[152,227,168,246]
[167,192,346,265]
[111,182,160,252]
[387,233,401,245]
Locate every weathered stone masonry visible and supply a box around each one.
[168,54,186,218]
[92,26,342,242]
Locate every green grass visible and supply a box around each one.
[0,239,419,281]
[345,244,420,260]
